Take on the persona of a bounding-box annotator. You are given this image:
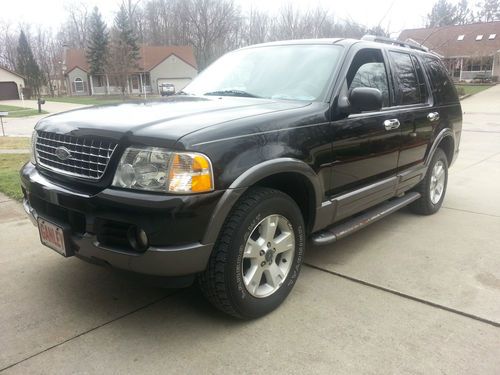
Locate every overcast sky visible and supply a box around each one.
[1,0,437,36]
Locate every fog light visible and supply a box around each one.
[127,226,149,252]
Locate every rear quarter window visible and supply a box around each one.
[424,57,459,105]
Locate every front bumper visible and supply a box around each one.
[21,163,221,277]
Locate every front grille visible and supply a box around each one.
[36,131,118,180]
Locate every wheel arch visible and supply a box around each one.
[426,128,455,168]
[202,158,323,245]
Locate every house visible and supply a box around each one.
[399,21,500,82]
[0,66,25,100]
[64,45,198,96]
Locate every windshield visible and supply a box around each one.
[183,44,343,101]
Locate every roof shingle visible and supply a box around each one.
[398,21,500,58]
[65,45,197,74]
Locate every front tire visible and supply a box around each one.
[198,187,305,319]
[411,148,448,215]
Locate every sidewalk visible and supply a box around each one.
[0,100,88,137]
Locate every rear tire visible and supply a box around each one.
[410,148,448,215]
[198,187,305,319]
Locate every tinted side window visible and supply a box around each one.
[389,51,421,105]
[347,49,390,107]
[411,55,429,103]
[424,57,459,105]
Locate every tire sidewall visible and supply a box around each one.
[424,149,449,213]
[227,192,305,318]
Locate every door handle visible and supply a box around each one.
[427,112,440,122]
[384,119,400,130]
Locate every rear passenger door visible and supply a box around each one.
[387,51,433,170]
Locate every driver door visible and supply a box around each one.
[329,48,402,219]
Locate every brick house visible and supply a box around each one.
[399,21,500,82]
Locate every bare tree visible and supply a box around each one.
[180,0,240,69]
[242,8,271,45]
[0,21,18,70]
[60,1,90,48]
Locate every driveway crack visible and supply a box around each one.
[304,263,500,328]
[0,291,178,373]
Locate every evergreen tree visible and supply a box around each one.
[16,30,44,96]
[86,6,109,76]
[114,4,140,67]
[107,4,140,95]
[426,0,459,27]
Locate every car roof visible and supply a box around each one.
[239,37,437,58]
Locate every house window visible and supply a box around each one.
[457,35,465,41]
[74,78,84,92]
[476,35,483,41]
[489,34,496,40]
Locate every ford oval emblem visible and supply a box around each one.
[55,146,72,161]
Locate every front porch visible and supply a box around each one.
[89,73,153,96]
[444,55,499,83]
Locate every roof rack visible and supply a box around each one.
[361,35,429,52]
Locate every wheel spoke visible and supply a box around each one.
[265,264,285,288]
[244,265,263,294]
[244,238,264,259]
[260,216,278,242]
[436,166,444,180]
[273,231,293,254]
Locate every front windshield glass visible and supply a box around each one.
[183,44,343,101]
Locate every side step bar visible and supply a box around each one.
[312,192,421,246]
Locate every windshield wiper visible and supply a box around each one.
[203,90,261,98]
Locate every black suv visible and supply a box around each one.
[21,36,462,319]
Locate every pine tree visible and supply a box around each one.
[86,6,109,76]
[426,0,458,27]
[107,4,140,95]
[114,4,140,66]
[16,30,44,96]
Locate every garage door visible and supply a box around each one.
[157,78,192,93]
[0,82,19,100]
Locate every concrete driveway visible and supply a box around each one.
[1,87,499,374]
[0,100,87,137]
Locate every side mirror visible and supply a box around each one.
[349,87,382,113]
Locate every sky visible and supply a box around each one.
[0,0,438,36]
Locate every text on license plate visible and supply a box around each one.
[38,219,67,256]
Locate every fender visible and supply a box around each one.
[201,158,324,245]
[425,127,455,167]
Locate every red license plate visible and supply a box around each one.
[38,218,68,256]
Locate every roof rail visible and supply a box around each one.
[361,35,429,52]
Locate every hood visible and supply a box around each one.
[36,96,311,144]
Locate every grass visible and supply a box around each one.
[0,104,48,118]
[46,96,130,106]
[0,137,30,150]
[455,84,494,97]
[0,154,29,201]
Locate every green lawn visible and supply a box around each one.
[45,96,130,106]
[0,137,30,150]
[0,104,48,118]
[0,154,29,201]
[455,84,494,97]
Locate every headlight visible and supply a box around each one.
[30,130,38,164]
[112,147,214,194]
